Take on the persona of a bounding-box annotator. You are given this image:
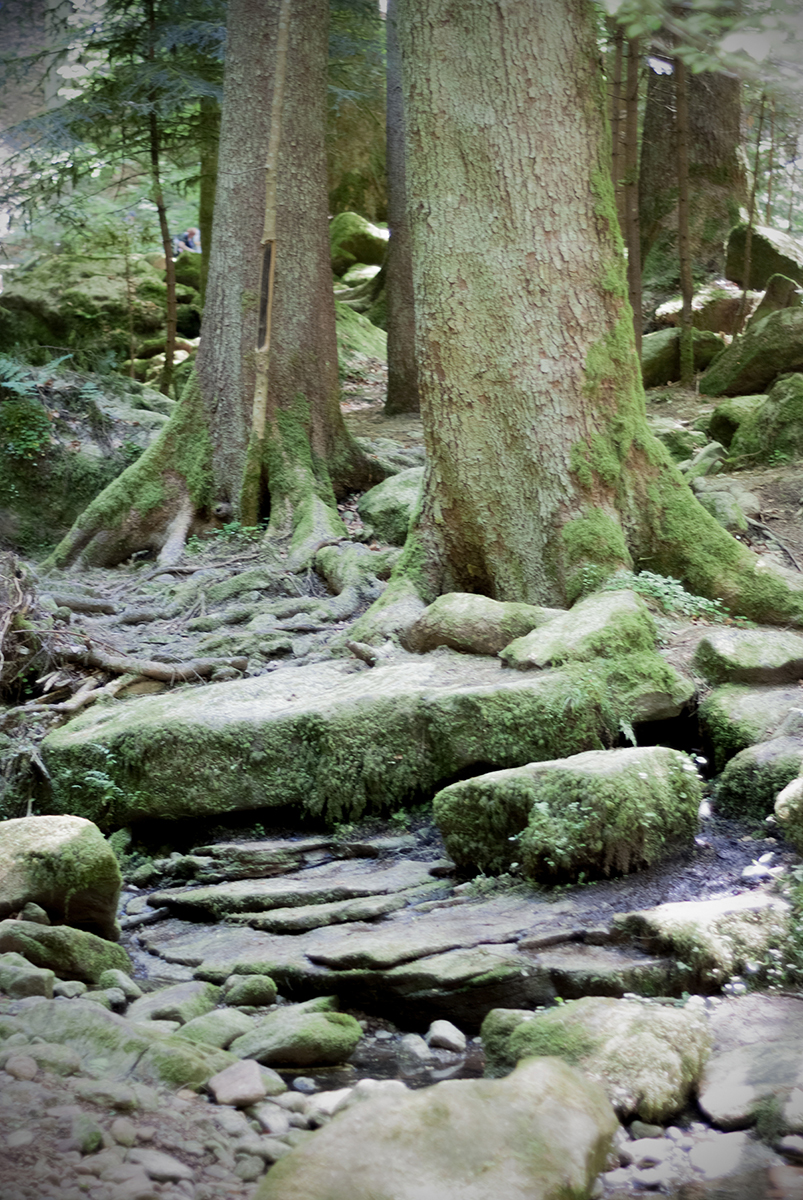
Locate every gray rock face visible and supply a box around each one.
[699,683,803,770]
[253,1057,617,1200]
[699,307,803,396]
[726,223,803,290]
[0,815,122,939]
[641,327,724,388]
[698,994,803,1131]
[42,652,679,826]
[357,467,423,545]
[715,736,803,820]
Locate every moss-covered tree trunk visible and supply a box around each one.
[383,0,419,415]
[639,60,745,285]
[356,0,803,637]
[45,0,386,571]
[197,94,219,306]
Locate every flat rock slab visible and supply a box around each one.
[149,859,440,919]
[41,652,682,825]
[499,589,656,669]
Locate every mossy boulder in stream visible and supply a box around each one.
[434,745,702,882]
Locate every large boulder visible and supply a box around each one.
[253,1056,617,1200]
[699,308,803,397]
[357,466,423,545]
[481,995,710,1123]
[335,298,386,360]
[727,373,803,463]
[0,815,121,939]
[405,592,562,656]
[329,212,388,277]
[42,652,691,827]
[434,745,702,882]
[747,272,803,326]
[641,327,724,388]
[726,223,803,290]
[698,683,803,770]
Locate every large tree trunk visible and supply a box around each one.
[45,0,387,572]
[356,0,803,637]
[197,94,219,306]
[383,0,419,415]
[639,61,745,287]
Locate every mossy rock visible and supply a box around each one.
[693,627,803,686]
[434,744,701,882]
[707,394,767,448]
[482,995,710,1123]
[641,328,725,388]
[499,589,656,670]
[728,374,803,463]
[646,418,708,463]
[715,737,803,820]
[696,490,748,533]
[126,980,220,1025]
[748,273,803,327]
[229,1007,362,1066]
[335,299,386,362]
[357,466,422,545]
[775,775,803,853]
[699,683,803,771]
[0,918,130,983]
[0,815,121,939]
[172,251,203,291]
[699,309,803,397]
[726,224,803,291]
[613,892,791,991]
[405,591,563,656]
[330,212,388,277]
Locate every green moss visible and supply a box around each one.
[509,1014,599,1066]
[716,751,802,821]
[561,511,631,601]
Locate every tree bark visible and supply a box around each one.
[736,93,765,331]
[45,0,387,571]
[383,0,419,415]
[609,21,625,229]
[355,0,803,636]
[624,35,642,357]
[198,94,220,306]
[675,56,694,387]
[145,0,177,397]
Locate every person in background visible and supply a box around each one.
[174,227,201,254]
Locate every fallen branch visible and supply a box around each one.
[45,594,118,615]
[59,644,248,681]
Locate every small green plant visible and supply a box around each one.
[768,449,792,467]
[751,1095,785,1145]
[186,519,265,555]
[599,569,732,622]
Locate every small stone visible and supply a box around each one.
[54,980,89,999]
[97,969,143,1000]
[71,1114,105,1155]
[222,974,277,1007]
[19,902,50,925]
[425,1019,466,1053]
[83,990,113,1009]
[630,1121,664,1140]
[207,1058,267,1107]
[251,1103,291,1137]
[127,1148,195,1183]
[234,1155,264,1181]
[110,1118,138,1147]
[780,1135,803,1163]
[107,1177,159,1200]
[398,1033,432,1071]
[292,1076,317,1094]
[211,1107,251,1138]
[6,1128,35,1148]
[75,1080,138,1111]
[629,1138,671,1168]
[5,1054,37,1080]
[258,1138,292,1163]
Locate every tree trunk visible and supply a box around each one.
[736,93,766,332]
[624,35,642,357]
[609,21,625,229]
[383,0,419,415]
[639,61,745,287]
[675,56,694,387]
[45,0,387,572]
[145,0,176,397]
[198,94,220,306]
[356,0,803,637]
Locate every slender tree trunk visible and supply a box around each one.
[737,93,766,332]
[354,0,803,640]
[609,22,625,229]
[198,94,220,306]
[624,36,641,358]
[145,0,176,396]
[766,98,775,226]
[675,56,694,387]
[383,0,419,415]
